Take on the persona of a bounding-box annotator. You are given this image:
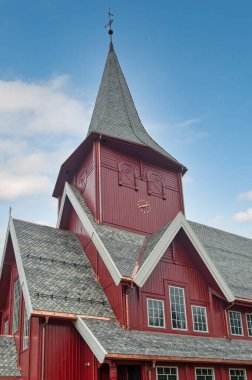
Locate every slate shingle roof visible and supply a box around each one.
[81,317,252,362]
[0,336,20,377]
[189,221,252,299]
[87,42,182,167]
[13,219,114,318]
[70,185,145,277]
[69,185,252,299]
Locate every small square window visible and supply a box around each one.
[192,306,208,332]
[147,298,165,328]
[229,311,243,336]
[246,314,252,337]
[229,369,246,380]
[157,367,178,380]
[195,368,214,380]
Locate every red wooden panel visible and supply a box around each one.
[101,166,181,234]
[44,320,92,380]
[66,207,124,324]
[131,234,227,337]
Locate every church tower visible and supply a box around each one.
[53,40,187,235]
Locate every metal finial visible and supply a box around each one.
[105,8,114,41]
[9,206,12,216]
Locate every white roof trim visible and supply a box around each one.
[134,212,235,302]
[9,218,33,319]
[74,316,107,363]
[0,222,10,280]
[57,182,122,285]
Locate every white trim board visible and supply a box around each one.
[0,222,10,280]
[57,182,122,286]
[74,316,107,363]
[9,218,33,319]
[133,212,235,302]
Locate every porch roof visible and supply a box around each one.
[75,317,252,364]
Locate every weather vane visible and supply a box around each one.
[105,8,114,41]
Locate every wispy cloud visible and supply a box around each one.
[233,208,252,223]
[145,117,208,145]
[0,76,92,201]
[237,190,252,201]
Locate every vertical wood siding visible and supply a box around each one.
[100,144,182,234]
[44,319,95,380]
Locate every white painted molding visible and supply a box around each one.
[0,223,10,279]
[74,316,107,363]
[9,218,33,319]
[134,212,235,302]
[57,182,122,285]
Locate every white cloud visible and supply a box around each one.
[233,208,252,223]
[0,77,92,136]
[0,76,92,200]
[237,190,252,201]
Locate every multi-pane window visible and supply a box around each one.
[192,306,208,332]
[12,280,21,333]
[4,320,9,335]
[23,308,29,350]
[229,369,246,380]
[156,367,178,380]
[147,299,165,328]
[169,286,187,330]
[246,314,252,337]
[229,311,243,336]
[195,368,214,380]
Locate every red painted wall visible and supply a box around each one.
[70,140,184,235]
[127,232,252,340]
[44,319,96,380]
[66,207,125,324]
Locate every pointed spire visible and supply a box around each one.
[87,43,182,166]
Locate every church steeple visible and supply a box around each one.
[87,42,182,166]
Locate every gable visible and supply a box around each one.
[133,213,235,302]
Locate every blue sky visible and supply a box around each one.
[0,0,252,252]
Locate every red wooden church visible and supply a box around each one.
[1,33,252,380]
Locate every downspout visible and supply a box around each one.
[224,302,234,340]
[97,135,102,224]
[41,316,49,380]
[125,281,134,330]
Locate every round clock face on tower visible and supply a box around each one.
[137,199,151,214]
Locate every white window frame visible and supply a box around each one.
[245,313,252,337]
[195,367,215,380]
[228,311,244,336]
[147,298,166,329]
[3,320,9,335]
[191,305,208,333]
[12,279,21,334]
[229,368,247,380]
[156,366,179,380]
[23,308,29,350]
[169,286,187,331]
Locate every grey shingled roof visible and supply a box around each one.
[0,336,21,376]
[87,42,181,166]
[81,317,252,362]
[189,221,252,299]
[70,185,252,299]
[13,219,114,317]
[70,185,145,277]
